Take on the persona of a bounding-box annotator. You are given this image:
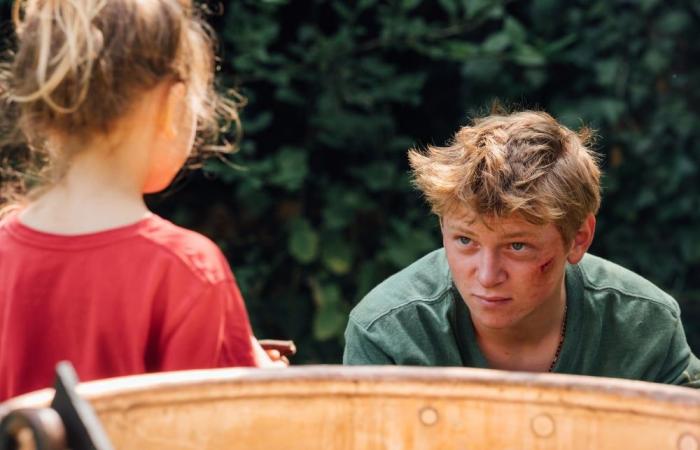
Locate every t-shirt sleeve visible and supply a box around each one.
[343,317,395,365]
[158,278,257,370]
[657,317,700,389]
[216,278,257,367]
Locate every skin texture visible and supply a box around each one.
[441,208,595,371]
[142,82,197,194]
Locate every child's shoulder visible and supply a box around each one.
[139,215,233,284]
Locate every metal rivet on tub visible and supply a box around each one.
[419,406,439,426]
[678,433,699,450]
[531,413,555,438]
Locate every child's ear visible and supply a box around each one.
[158,82,187,138]
[567,214,596,264]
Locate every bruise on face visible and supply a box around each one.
[520,255,560,290]
[539,257,554,273]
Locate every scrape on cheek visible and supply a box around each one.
[539,258,554,273]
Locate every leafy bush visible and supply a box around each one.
[201,0,700,359]
[2,0,699,359]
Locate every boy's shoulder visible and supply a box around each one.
[138,215,233,284]
[349,248,453,329]
[576,253,679,315]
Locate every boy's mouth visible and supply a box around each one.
[472,294,512,304]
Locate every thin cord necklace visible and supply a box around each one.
[548,304,567,372]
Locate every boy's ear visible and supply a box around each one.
[567,214,596,264]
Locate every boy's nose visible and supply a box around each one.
[476,251,506,287]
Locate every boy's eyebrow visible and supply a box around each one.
[447,225,537,240]
[500,231,537,239]
[447,224,475,234]
[502,231,539,240]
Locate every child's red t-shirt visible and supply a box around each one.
[0,213,257,401]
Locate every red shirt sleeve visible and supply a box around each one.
[216,278,257,367]
[157,278,257,370]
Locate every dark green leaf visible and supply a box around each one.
[288,219,319,264]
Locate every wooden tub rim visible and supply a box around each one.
[4,365,699,414]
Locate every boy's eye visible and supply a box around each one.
[511,242,526,251]
[458,237,471,245]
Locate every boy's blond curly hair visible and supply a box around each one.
[409,110,601,242]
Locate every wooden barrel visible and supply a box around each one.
[3,366,699,449]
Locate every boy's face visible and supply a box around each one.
[441,209,578,332]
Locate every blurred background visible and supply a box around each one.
[2,0,699,363]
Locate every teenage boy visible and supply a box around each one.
[344,111,700,388]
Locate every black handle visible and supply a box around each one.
[0,362,114,450]
[0,408,66,450]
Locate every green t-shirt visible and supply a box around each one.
[344,249,700,388]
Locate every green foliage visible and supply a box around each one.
[288,218,319,264]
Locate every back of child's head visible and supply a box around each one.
[1,0,238,205]
[409,110,601,242]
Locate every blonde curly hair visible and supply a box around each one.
[0,0,240,208]
[409,110,601,242]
